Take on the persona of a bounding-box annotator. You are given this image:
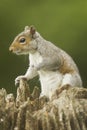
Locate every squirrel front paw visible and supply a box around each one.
[15,75,27,86]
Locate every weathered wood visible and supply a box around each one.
[0,79,87,130]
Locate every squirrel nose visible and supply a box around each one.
[9,46,14,52]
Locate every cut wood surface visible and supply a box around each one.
[0,79,87,130]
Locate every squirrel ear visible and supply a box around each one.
[24,26,30,31]
[30,25,36,37]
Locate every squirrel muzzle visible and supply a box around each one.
[9,46,14,52]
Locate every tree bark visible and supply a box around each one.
[0,79,87,130]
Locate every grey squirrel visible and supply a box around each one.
[9,26,82,100]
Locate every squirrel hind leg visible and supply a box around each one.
[61,73,82,87]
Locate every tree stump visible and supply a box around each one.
[0,79,87,130]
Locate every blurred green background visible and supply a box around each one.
[0,0,87,94]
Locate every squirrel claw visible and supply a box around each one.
[15,75,27,86]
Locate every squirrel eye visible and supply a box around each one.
[19,38,26,43]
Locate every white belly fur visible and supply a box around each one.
[38,70,63,99]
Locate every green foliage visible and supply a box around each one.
[0,0,87,93]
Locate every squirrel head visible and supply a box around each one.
[9,25,38,55]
